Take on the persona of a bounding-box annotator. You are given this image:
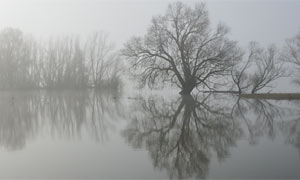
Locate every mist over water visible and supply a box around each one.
[0,0,299,179]
[0,90,300,178]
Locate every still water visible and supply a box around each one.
[0,90,299,179]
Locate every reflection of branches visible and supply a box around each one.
[0,90,124,151]
[276,100,300,154]
[231,97,286,144]
[279,117,300,154]
[0,93,40,150]
[232,98,293,144]
[41,91,90,139]
[231,97,300,156]
[123,94,242,179]
[88,90,124,142]
[124,93,300,179]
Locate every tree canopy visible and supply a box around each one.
[123,2,241,94]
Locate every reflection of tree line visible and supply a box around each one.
[0,90,124,151]
[123,94,300,179]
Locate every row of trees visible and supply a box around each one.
[0,28,122,90]
[123,2,300,94]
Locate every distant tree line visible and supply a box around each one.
[0,28,122,90]
[123,2,300,94]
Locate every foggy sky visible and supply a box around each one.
[0,0,299,92]
[0,0,299,48]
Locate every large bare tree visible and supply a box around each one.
[122,2,240,95]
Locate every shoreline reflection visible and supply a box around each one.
[0,89,124,151]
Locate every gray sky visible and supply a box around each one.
[0,0,299,48]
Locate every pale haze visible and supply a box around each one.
[1,0,298,92]
[0,1,300,179]
[0,0,299,47]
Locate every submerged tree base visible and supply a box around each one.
[179,91,192,95]
[179,87,195,95]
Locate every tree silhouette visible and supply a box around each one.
[123,2,240,95]
[282,30,300,85]
[231,42,285,94]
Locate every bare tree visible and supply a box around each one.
[86,32,121,88]
[231,43,255,94]
[282,30,300,84]
[232,42,285,94]
[43,36,76,88]
[43,36,90,88]
[249,43,285,94]
[0,28,41,89]
[122,2,240,95]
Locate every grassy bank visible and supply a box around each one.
[239,93,300,100]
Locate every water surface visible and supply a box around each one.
[0,90,299,179]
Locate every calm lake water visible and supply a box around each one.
[0,90,299,179]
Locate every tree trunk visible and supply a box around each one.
[179,80,196,95]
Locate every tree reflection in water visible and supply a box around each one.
[123,93,300,179]
[0,90,300,178]
[0,89,124,151]
[123,94,242,179]
[278,101,300,154]
[231,97,285,144]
